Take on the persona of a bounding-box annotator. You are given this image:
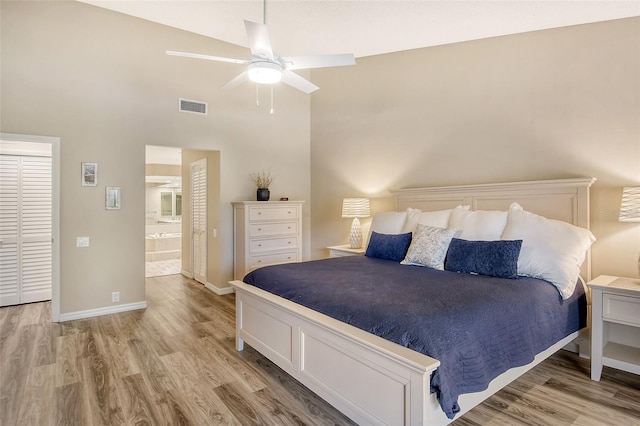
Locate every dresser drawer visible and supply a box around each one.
[249,251,299,269]
[249,205,299,221]
[250,237,298,253]
[249,222,298,237]
[603,293,640,326]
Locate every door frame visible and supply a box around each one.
[0,133,60,321]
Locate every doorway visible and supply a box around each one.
[0,133,60,317]
[145,146,182,277]
[144,146,221,292]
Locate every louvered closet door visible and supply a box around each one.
[191,158,207,284]
[0,155,52,306]
[0,156,20,305]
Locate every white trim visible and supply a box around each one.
[181,270,193,279]
[205,281,235,295]
[1,133,61,322]
[59,301,147,322]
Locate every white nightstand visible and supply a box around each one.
[327,245,366,257]
[587,275,640,381]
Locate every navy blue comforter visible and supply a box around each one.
[243,256,587,419]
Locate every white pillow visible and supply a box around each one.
[401,208,423,233]
[449,209,508,241]
[401,206,468,234]
[370,211,407,235]
[501,202,596,299]
[401,224,457,270]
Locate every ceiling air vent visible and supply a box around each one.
[178,98,208,115]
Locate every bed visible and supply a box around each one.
[229,178,596,425]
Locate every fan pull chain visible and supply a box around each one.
[270,85,275,114]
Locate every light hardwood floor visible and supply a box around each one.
[1,274,639,425]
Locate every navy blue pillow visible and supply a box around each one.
[444,238,522,279]
[365,231,412,262]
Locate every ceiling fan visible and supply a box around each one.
[166,1,355,95]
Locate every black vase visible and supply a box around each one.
[256,188,270,201]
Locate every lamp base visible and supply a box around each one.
[349,217,363,249]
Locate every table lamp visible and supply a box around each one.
[342,198,370,249]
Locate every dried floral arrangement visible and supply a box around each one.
[249,169,275,188]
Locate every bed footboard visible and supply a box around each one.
[230,280,581,425]
[230,280,444,425]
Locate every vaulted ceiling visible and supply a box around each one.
[79,1,640,58]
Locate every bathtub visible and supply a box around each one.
[145,232,181,262]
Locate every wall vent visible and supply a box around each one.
[179,98,208,115]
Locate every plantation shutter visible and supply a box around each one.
[0,155,52,306]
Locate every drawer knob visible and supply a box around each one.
[288,241,291,244]
[257,260,262,263]
[288,226,291,230]
[258,228,262,231]
[258,212,262,215]
[288,211,291,214]
[258,244,262,247]
[288,256,292,260]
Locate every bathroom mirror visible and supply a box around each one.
[161,192,173,216]
[160,189,182,220]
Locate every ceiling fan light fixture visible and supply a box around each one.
[247,61,283,84]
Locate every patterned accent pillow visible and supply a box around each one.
[401,224,457,270]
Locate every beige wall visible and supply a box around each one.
[311,17,640,279]
[1,1,311,315]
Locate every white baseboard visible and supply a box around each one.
[181,270,193,278]
[58,301,147,322]
[205,281,235,295]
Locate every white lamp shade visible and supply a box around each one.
[619,187,640,222]
[341,198,370,218]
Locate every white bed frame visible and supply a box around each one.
[230,178,596,425]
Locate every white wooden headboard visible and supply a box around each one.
[390,178,597,280]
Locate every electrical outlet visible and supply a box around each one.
[112,291,119,303]
[76,237,90,248]
[213,228,217,238]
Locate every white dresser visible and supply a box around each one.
[232,201,304,280]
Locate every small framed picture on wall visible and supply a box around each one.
[105,187,121,210]
[81,162,98,186]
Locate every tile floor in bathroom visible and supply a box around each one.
[145,258,181,278]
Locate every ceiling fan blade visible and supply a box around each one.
[282,54,356,70]
[281,71,319,94]
[221,71,249,90]
[166,50,248,65]
[244,20,274,60]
